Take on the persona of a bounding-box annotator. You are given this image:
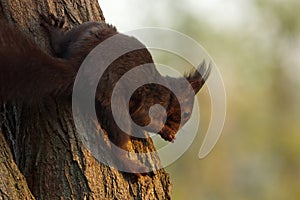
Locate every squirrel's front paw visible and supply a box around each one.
[40,13,67,31]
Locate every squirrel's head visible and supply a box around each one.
[157,62,211,142]
[129,62,211,142]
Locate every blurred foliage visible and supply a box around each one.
[140,0,300,199]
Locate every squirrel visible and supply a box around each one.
[0,14,211,173]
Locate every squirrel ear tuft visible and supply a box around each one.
[186,61,211,94]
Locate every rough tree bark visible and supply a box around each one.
[0,0,172,199]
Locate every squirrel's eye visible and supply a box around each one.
[183,112,190,118]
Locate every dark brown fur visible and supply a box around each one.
[0,15,210,173]
[0,20,76,103]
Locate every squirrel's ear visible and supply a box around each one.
[186,61,211,94]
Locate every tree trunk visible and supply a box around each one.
[0,0,172,199]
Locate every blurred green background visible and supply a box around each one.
[101,0,300,199]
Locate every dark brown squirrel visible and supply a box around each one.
[0,15,211,173]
